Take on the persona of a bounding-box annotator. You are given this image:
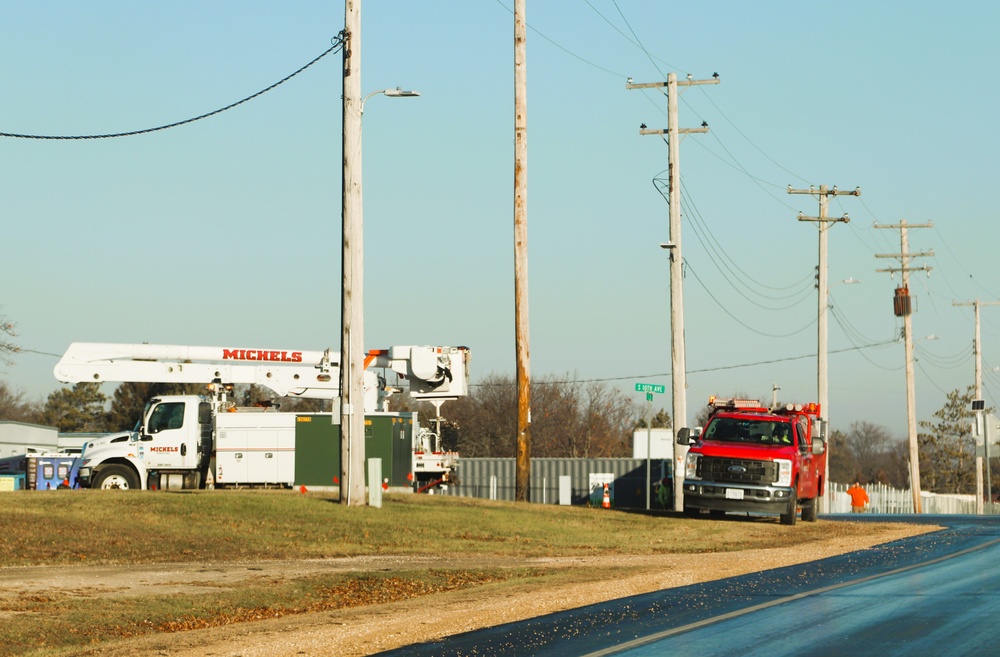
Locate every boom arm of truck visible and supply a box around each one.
[54,342,470,412]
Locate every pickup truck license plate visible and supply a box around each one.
[725,488,745,500]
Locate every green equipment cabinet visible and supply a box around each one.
[294,413,415,489]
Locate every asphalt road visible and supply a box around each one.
[375,515,1000,657]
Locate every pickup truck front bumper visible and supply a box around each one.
[682,480,794,514]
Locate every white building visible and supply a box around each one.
[0,421,95,457]
[0,421,60,458]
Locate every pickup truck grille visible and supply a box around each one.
[698,457,776,485]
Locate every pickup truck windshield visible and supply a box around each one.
[704,417,793,445]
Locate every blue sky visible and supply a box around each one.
[3,1,999,439]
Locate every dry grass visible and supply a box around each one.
[1,490,871,567]
[0,490,909,656]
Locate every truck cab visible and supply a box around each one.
[77,395,211,490]
[677,397,826,525]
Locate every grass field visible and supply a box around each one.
[0,490,885,656]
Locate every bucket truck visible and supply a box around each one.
[53,342,470,491]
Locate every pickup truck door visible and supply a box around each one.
[141,401,197,470]
[795,419,815,495]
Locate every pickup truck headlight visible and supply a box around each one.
[685,452,701,480]
[774,459,792,487]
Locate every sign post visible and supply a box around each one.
[635,383,666,510]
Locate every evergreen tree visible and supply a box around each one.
[635,409,672,429]
[39,383,108,433]
[919,386,978,494]
[107,382,205,432]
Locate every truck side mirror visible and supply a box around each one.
[676,427,701,445]
[812,437,826,455]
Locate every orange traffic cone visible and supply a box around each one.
[602,483,611,509]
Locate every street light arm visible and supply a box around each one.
[361,87,421,114]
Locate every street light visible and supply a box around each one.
[341,82,420,506]
[362,87,421,112]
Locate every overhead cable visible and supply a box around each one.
[0,36,345,140]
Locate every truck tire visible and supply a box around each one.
[93,465,140,490]
[682,502,700,518]
[780,495,798,526]
[801,498,818,522]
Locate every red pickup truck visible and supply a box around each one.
[676,397,827,525]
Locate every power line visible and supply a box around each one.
[685,260,817,338]
[493,0,626,77]
[0,37,344,140]
[695,88,811,186]
[584,0,686,73]
[676,177,815,302]
[471,340,901,388]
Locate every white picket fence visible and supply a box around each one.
[827,481,1000,515]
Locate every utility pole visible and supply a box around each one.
[876,220,933,514]
[513,0,531,503]
[788,184,859,514]
[628,71,719,511]
[953,299,1000,512]
[340,0,366,506]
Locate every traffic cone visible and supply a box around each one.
[602,483,611,509]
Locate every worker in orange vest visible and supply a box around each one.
[847,481,869,513]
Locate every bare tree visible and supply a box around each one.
[0,311,18,365]
[846,421,894,467]
[447,372,518,457]
[827,428,857,483]
[446,372,638,458]
[0,381,41,423]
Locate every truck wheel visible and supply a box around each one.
[801,498,818,522]
[93,465,140,490]
[780,496,798,526]
[682,503,700,518]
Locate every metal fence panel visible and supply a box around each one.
[447,458,672,509]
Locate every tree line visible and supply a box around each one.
[1,364,994,496]
[820,386,993,496]
[0,381,327,434]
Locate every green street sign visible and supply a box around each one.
[646,392,653,402]
[635,383,666,394]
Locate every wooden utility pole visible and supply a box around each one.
[513,0,531,502]
[876,220,933,514]
[340,0,366,506]
[628,72,718,509]
[953,299,1000,512]
[788,184,859,514]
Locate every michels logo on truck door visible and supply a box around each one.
[221,349,303,363]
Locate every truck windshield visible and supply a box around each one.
[704,417,793,445]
